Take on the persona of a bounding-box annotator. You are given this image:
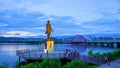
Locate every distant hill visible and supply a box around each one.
[0,37,45,43]
[0,33,120,43]
[52,35,74,39]
[86,33,120,38]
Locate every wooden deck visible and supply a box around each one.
[16,48,106,64]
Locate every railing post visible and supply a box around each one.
[19,57,20,63]
[35,53,36,59]
[18,57,21,68]
[28,51,30,57]
[59,52,60,57]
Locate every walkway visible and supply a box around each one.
[97,58,120,68]
[16,48,105,65]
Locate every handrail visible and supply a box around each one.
[16,48,105,64]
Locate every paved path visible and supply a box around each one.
[97,58,120,68]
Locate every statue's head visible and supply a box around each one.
[47,20,50,24]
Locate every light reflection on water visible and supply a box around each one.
[0,44,41,68]
[0,44,116,68]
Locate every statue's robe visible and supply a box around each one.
[45,23,51,40]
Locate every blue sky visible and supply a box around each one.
[0,0,120,37]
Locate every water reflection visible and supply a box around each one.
[0,45,40,52]
[1,45,16,51]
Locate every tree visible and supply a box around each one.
[39,58,62,68]
[21,62,38,68]
[13,60,20,68]
[88,50,93,56]
[94,52,100,57]
[63,60,88,68]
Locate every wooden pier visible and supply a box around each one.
[16,48,106,65]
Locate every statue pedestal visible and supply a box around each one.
[44,40,54,53]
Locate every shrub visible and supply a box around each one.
[63,60,88,68]
[0,62,8,68]
[39,58,62,68]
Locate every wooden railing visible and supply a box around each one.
[16,48,43,54]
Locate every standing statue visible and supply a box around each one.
[44,20,54,53]
[45,20,53,40]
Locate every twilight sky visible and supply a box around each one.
[0,0,120,37]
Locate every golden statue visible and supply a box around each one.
[45,20,52,40]
[44,20,54,53]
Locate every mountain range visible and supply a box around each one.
[0,33,120,43]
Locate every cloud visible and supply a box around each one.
[32,27,45,30]
[0,0,106,23]
[0,0,120,23]
[80,18,120,34]
[1,31,42,37]
[0,0,120,36]
[0,23,8,27]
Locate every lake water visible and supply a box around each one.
[0,44,116,68]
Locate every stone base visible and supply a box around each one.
[44,40,54,53]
